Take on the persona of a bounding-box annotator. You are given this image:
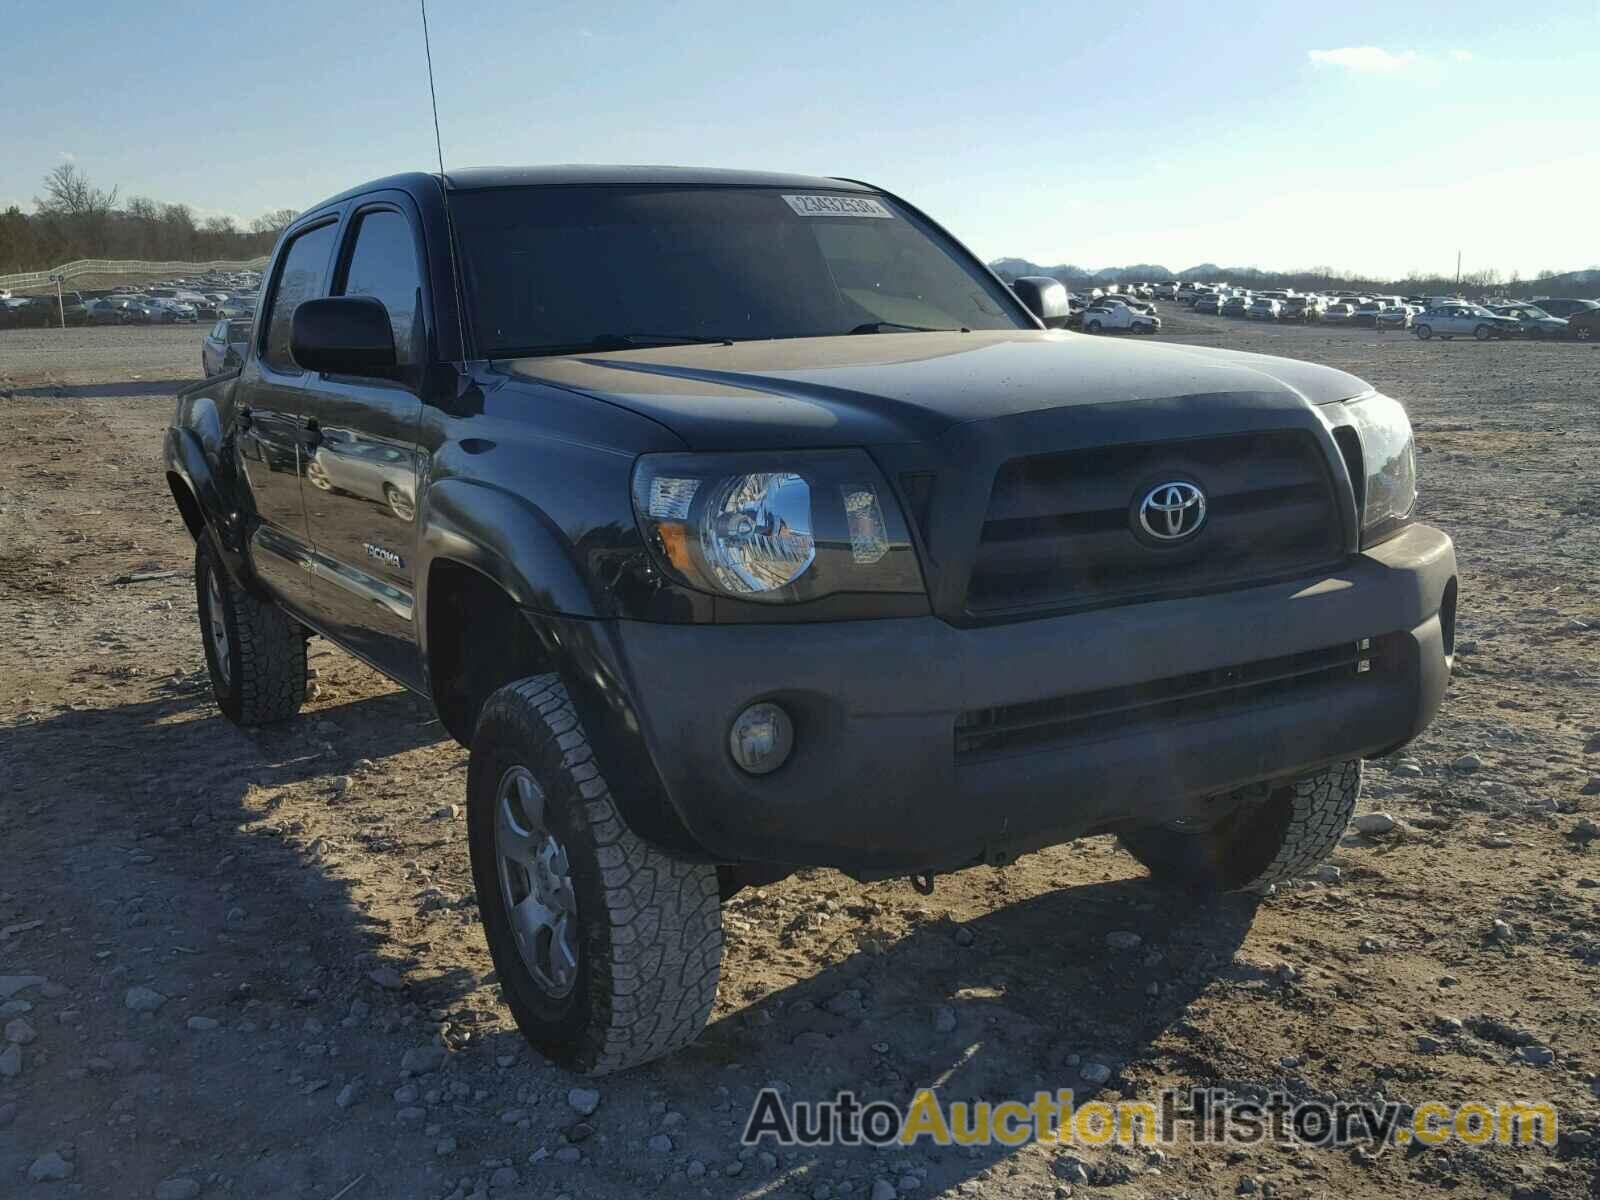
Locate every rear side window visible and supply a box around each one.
[262,222,337,373]
[338,209,426,366]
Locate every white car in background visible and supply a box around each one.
[1375,304,1420,331]
[1247,297,1282,320]
[1081,299,1161,334]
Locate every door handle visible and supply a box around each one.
[301,419,323,449]
[236,405,253,431]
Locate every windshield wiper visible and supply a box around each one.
[591,333,735,348]
[499,333,738,359]
[848,321,967,334]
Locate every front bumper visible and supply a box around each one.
[608,524,1456,874]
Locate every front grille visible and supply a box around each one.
[965,432,1341,617]
[955,638,1384,759]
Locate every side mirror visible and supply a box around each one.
[1011,276,1070,329]
[291,296,397,376]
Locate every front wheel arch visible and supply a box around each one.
[422,557,708,859]
[425,558,557,745]
[167,473,206,541]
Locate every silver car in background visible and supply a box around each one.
[1413,304,1521,341]
[201,318,253,377]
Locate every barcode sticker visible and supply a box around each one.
[781,194,895,219]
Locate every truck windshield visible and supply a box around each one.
[449,185,1027,357]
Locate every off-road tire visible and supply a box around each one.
[468,675,723,1074]
[195,535,307,725]
[1119,760,1361,893]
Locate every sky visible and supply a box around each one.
[5,1,1598,278]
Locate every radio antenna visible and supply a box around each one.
[420,0,447,178]
[418,0,471,361]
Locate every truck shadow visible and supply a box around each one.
[1,684,475,1008]
[6,379,202,399]
[685,872,1261,1192]
[3,681,1259,1195]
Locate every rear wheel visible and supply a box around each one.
[468,675,722,1074]
[195,535,307,725]
[1119,761,1360,893]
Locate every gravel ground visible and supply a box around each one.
[1,318,1597,1200]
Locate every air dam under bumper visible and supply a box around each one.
[612,524,1456,875]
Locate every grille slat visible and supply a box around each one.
[965,432,1342,617]
[955,640,1381,759]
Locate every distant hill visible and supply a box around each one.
[989,258,1600,299]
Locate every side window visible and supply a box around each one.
[338,209,425,367]
[262,222,337,373]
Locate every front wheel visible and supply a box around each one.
[1119,761,1361,893]
[1086,319,1102,333]
[195,535,307,725]
[1415,324,1432,340]
[468,676,723,1074]
[1474,324,1493,341]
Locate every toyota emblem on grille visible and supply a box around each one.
[1137,481,1207,542]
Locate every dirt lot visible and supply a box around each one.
[1,317,1597,1200]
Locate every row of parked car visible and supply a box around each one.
[0,270,261,329]
[1159,280,1599,341]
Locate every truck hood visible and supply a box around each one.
[501,330,1371,451]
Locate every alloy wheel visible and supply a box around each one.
[206,568,231,686]
[494,766,580,998]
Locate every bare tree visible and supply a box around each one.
[249,208,299,237]
[34,162,118,217]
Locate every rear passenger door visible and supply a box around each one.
[232,218,340,610]
[296,201,429,688]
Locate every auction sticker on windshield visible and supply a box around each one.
[782,194,895,218]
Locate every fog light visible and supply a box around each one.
[729,702,794,776]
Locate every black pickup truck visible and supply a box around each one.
[165,166,1456,1073]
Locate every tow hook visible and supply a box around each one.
[910,873,936,896]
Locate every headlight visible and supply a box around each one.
[631,450,924,604]
[1346,393,1417,547]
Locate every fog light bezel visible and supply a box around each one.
[728,702,795,776]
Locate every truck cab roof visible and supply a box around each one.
[301,166,877,216]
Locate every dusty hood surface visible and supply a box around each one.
[501,330,1371,450]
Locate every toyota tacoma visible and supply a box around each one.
[163,167,1456,1073]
